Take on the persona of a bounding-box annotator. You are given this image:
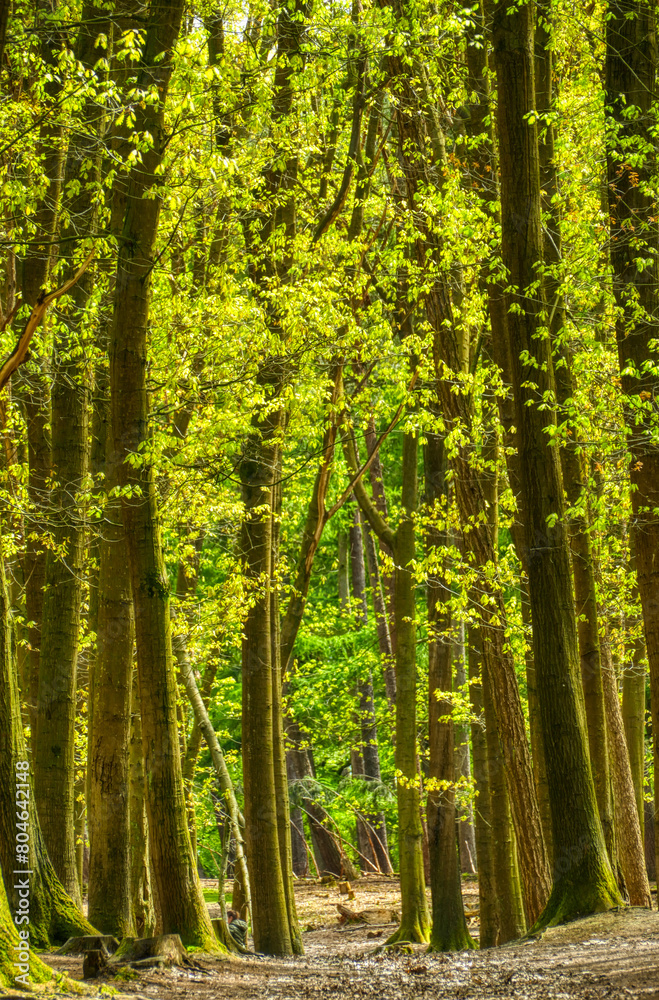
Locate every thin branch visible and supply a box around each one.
[0,251,95,393]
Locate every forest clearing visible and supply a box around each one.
[4,0,659,994]
[37,879,659,999]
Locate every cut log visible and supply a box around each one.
[58,935,120,956]
[336,903,362,924]
[335,904,399,925]
[82,950,107,979]
[110,934,195,968]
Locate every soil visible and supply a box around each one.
[34,877,659,999]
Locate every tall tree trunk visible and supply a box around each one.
[605,0,659,903]
[87,448,135,936]
[483,657,527,941]
[15,8,64,738]
[463,0,555,873]
[271,473,303,953]
[467,627,498,948]
[600,637,651,906]
[285,718,359,879]
[492,0,620,925]
[425,429,473,951]
[453,630,477,874]
[349,507,392,874]
[478,432,526,943]
[0,528,95,949]
[535,1,614,859]
[109,0,217,949]
[34,8,107,906]
[129,672,155,937]
[240,400,292,955]
[380,39,551,920]
[622,646,646,839]
[388,432,430,943]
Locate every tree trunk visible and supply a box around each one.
[34,8,108,907]
[387,432,430,944]
[271,474,303,954]
[364,417,397,667]
[600,638,651,906]
[179,640,250,912]
[0,871,52,989]
[467,627,498,948]
[605,0,659,913]
[453,631,477,874]
[492,0,620,925]
[129,673,155,937]
[463,0,555,877]
[240,401,293,955]
[622,654,646,838]
[535,2,615,861]
[623,542,646,838]
[350,507,392,875]
[425,430,473,951]
[87,445,135,937]
[108,0,217,949]
[0,529,96,949]
[286,718,358,879]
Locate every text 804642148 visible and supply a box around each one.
[13,760,31,986]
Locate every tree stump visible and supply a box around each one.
[110,934,194,969]
[82,950,107,979]
[57,935,120,956]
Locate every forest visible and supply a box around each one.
[0,0,658,994]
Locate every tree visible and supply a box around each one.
[492,0,621,926]
[109,0,219,949]
[605,0,659,885]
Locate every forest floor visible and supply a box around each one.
[35,876,659,999]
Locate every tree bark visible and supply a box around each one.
[240,399,292,954]
[600,638,651,906]
[425,429,473,951]
[0,528,95,949]
[87,442,135,937]
[108,0,217,949]
[605,0,659,901]
[388,432,430,943]
[34,8,107,906]
[453,632,477,875]
[535,1,615,860]
[467,627,498,948]
[271,472,303,954]
[128,673,155,937]
[286,718,359,879]
[179,641,250,911]
[348,506,392,874]
[492,0,620,925]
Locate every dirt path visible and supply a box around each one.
[37,878,659,999]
